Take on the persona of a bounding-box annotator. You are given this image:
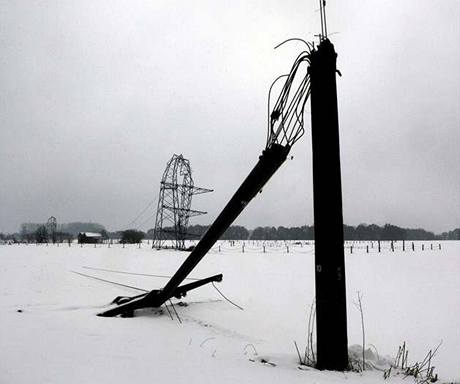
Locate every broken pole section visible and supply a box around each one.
[309,39,348,371]
[98,144,290,317]
[149,144,290,307]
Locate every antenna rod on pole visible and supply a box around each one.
[322,1,328,38]
[318,0,324,39]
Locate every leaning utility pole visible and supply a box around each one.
[310,37,349,371]
[98,5,349,373]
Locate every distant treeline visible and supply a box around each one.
[145,225,250,241]
[145,224,460,241]
[2,222,459,242]
[248,224,446,241]
[437,227,460,240]
[2,221,109,243]
[20,222,105,236]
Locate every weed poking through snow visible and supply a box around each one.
[384,341,441,383]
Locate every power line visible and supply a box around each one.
[135,211,157,231]
[82,265,201,281]
[70,270,149,292]
[126,198,157,229]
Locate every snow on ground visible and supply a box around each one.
[0,240,459,383]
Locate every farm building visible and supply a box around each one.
[77,232,102,244]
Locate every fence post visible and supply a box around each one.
[412,242,414,251]
[439,243,441,250]
[391,241,394,252]
[350,245,353,254]
[378,240,381,253]
[403,240,405,251]
[422,244,424,251]
[366,245,368,253]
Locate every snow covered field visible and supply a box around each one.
[1,241,459,383]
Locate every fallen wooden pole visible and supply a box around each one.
[98,274,223,317]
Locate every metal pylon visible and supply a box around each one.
[46,216,57,243]
[152,154,212,250]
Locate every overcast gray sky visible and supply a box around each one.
[1,1,459,234]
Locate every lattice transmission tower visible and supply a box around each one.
[46,216,57,243]
[153,154,212,250]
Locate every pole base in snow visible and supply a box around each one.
[97,274,223,317]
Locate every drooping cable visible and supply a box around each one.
[70,270,149,292]
[82,265,201,281]
[266,46,312,149]
[211,282,244,311]
[126,198,157,229]
[169,299,182,323]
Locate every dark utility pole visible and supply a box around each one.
[309,39,348,371]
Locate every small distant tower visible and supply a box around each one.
[46,216,57,243]
[153,154,212,250]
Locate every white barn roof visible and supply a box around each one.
[79,232,102,238]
